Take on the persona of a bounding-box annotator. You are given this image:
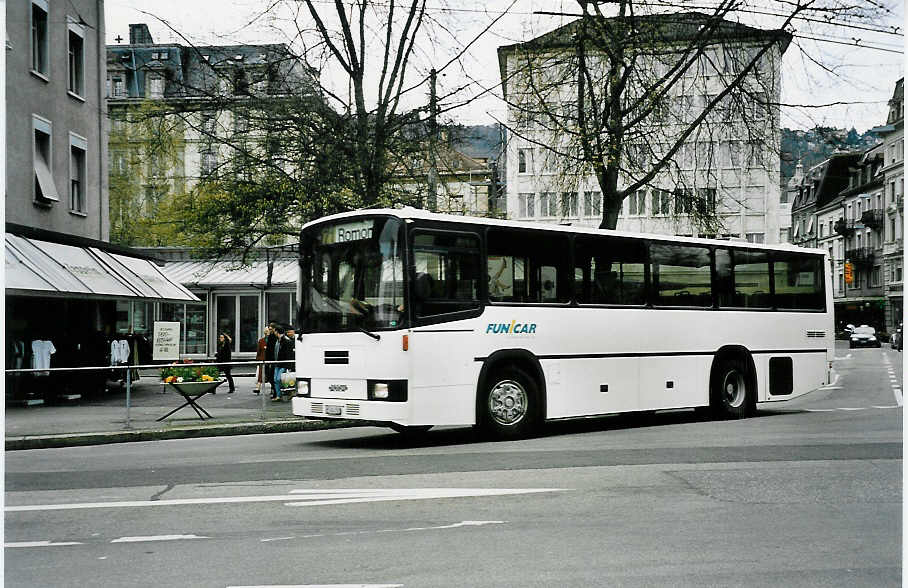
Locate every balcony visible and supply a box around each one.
[860,209,884,231]
[845,247,875,268]
[834,218,854,236]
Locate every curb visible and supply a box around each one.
[5,419,365,450]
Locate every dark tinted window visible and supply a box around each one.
[773,253,825,310]
[412,231,481,316]
[651,244,712,307]
[487,228,570,303]
[715,249,771,309]
[574,236,647,305]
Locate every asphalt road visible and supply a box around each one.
[5,342,902,587]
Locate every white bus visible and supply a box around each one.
[292,208,834,439]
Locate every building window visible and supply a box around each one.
[745,233,765,244]
[561,192,578,217]
[33,115,58,204]
[69,134,87,213]
[583,191,601,218]
[518,148,532,174]
[652,189,670,215]
[872,266,882,287]
[68,25,84,97]
[200,150,218,177]
[216,294,260,354]
[518,193,535,218]
[539,192,556,217]
[109,75,126,97]
[148,76,165,99]
[31,1,49,76]
[266,291,297,326]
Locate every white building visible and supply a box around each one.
[497,11,790,243]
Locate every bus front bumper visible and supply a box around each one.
[292,396,410,423]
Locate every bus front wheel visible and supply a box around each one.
[480,366,541,439]
[710,357,754,419]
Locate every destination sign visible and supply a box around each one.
[322,220,374,244]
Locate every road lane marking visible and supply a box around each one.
[260,536,296,542]
[110,534,209,543]
[5,541,83,548]
[804,406,902,412]
[228,585,403,587]
[6,488,563,513]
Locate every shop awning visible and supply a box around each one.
[5,233,198,302]
[163,258,297,288]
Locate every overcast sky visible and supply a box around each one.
[104,0,904,132]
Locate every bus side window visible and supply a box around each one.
[575,235,647,305]
[487,228,570,304]
[650,243,712,307]
[412,231,481,316]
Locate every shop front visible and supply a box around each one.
[159,255,298,360]
[5,225,198,402]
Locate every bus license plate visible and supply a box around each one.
[326,405,342,416]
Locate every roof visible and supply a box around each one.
[107,34,314,100]
[497,11,792,99]
[162,258,297,288]
[791,152,861,213]
[303,207,824,255]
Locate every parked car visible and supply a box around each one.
[892,324,903,351]
[849,325,881,348]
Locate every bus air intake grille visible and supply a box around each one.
[346,404,360,416]
[806,330,826,338]
[310,403,324,414]
[324,350,349,365]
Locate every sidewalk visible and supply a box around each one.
[5,373,358,450]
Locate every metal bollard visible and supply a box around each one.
[125,367,132,429]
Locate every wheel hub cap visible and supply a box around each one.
[489,380,527,426]
[723,370,746,408]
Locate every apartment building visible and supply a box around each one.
[5,2,195,402]
[498,11,789,243]
[875,78,904,333]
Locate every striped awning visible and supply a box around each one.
[162,258,297,288]
[5,233,198,302]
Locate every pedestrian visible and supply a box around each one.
[216,332,235,393]
[265,322,279,398]
[274,325,295,401]
[254,326,269,395]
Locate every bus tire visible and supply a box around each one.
[710,356,754,419]
[389,424,433,436]
[480,366,541,439]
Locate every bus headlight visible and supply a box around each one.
[372,383,390,399]
[368,380,407,402]
[296,378,311,397]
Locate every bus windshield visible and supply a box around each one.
[300,216,406,333]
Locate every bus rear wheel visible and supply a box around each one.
[480,366,541,439]
[710,357,754,419]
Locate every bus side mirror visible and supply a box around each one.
[414,272,434,300]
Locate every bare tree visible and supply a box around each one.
[498,0,887,232]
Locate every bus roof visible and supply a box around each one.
[302,207,825,255]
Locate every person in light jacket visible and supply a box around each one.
[216,333,235,393]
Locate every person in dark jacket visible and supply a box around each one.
[265,322,279,398]
[273,326,296,401]
[216,333,235,393]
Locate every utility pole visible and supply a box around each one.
[427,68,438,212]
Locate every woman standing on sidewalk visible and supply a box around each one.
[254,326,269,394]
[216,333,236,394]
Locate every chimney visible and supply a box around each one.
[129,24,154,45]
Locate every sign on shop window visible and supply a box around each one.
[153,321,181,360]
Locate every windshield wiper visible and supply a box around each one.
[357,326,381,341]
